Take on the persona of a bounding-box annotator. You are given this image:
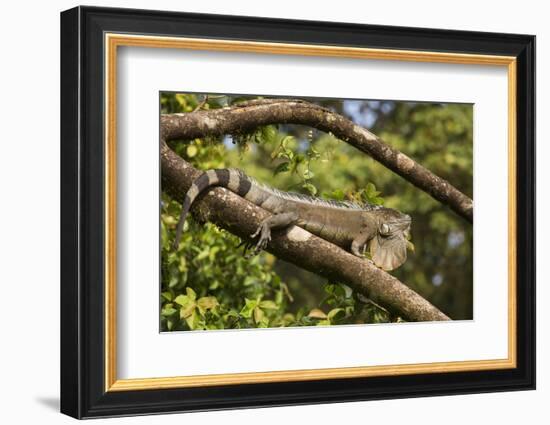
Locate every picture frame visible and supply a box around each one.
[60,5,535,419]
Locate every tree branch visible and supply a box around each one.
[161,141,450,322]
[161,99,473,222]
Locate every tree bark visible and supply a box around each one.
[161,141,450,322]
[161,99,473,222]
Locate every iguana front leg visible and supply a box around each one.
[351,228,374,257]
[250,212,299,253]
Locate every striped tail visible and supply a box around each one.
[172,169,255,250]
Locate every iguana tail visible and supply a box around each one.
[172,168,262,250]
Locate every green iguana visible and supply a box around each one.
[173,168,412,271]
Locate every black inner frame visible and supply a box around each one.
[60,6,535,419]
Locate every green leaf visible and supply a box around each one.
[197,296,219,311]
[307,147,320,158]
[259,300,278,310]
[186,287,197,300]
[186,145,198,157]
[360,183,384,205]
[341,284,353,298]
[185,310,200,330]
[209,246,220,260]
[179,301,196,319]
[161,307,177,317]
[280,135,294,148]
[178,256,187,272]
[174,94,187,108]
[258,316,270,328]
[166,319,174,331]
[253,306,265,324]
[243,276,256,286]
[160,221,168,246]
[168,274,179,288]
[161,291,173,302]
[293,154,305,165]
[365,182,380,197]
[327,308,345,321]
[162,215,177,226]
[258,125,277,144]
[324,283,338,295]
[303,183,317,196]
[239,298,258,318]
[224,309,240,319]
[282,149,294,160]
[196,249,210,261]
[174,294,190,306]
[323,189,345,201]
[273,161,290,175]
[302,169,314,179]
[283,313,295,324]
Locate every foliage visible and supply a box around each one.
[162,196,290,331]
[160,93,473,331]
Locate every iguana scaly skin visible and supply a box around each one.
[173,168,412,271]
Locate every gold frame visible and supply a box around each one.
[104,33,517,392]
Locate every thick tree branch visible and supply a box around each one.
[161,99,473,222]
[161,141,450,322]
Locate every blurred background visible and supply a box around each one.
[160,93,473,331]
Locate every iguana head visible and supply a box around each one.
[369,208,412,271]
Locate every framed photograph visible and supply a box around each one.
[60,6,535,419]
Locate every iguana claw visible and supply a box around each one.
[250,227,261,239]
[237,240,255,257]
[250,223,271,255]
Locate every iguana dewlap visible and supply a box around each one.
[173,168,412,271]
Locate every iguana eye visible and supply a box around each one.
[380,223,390,235]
